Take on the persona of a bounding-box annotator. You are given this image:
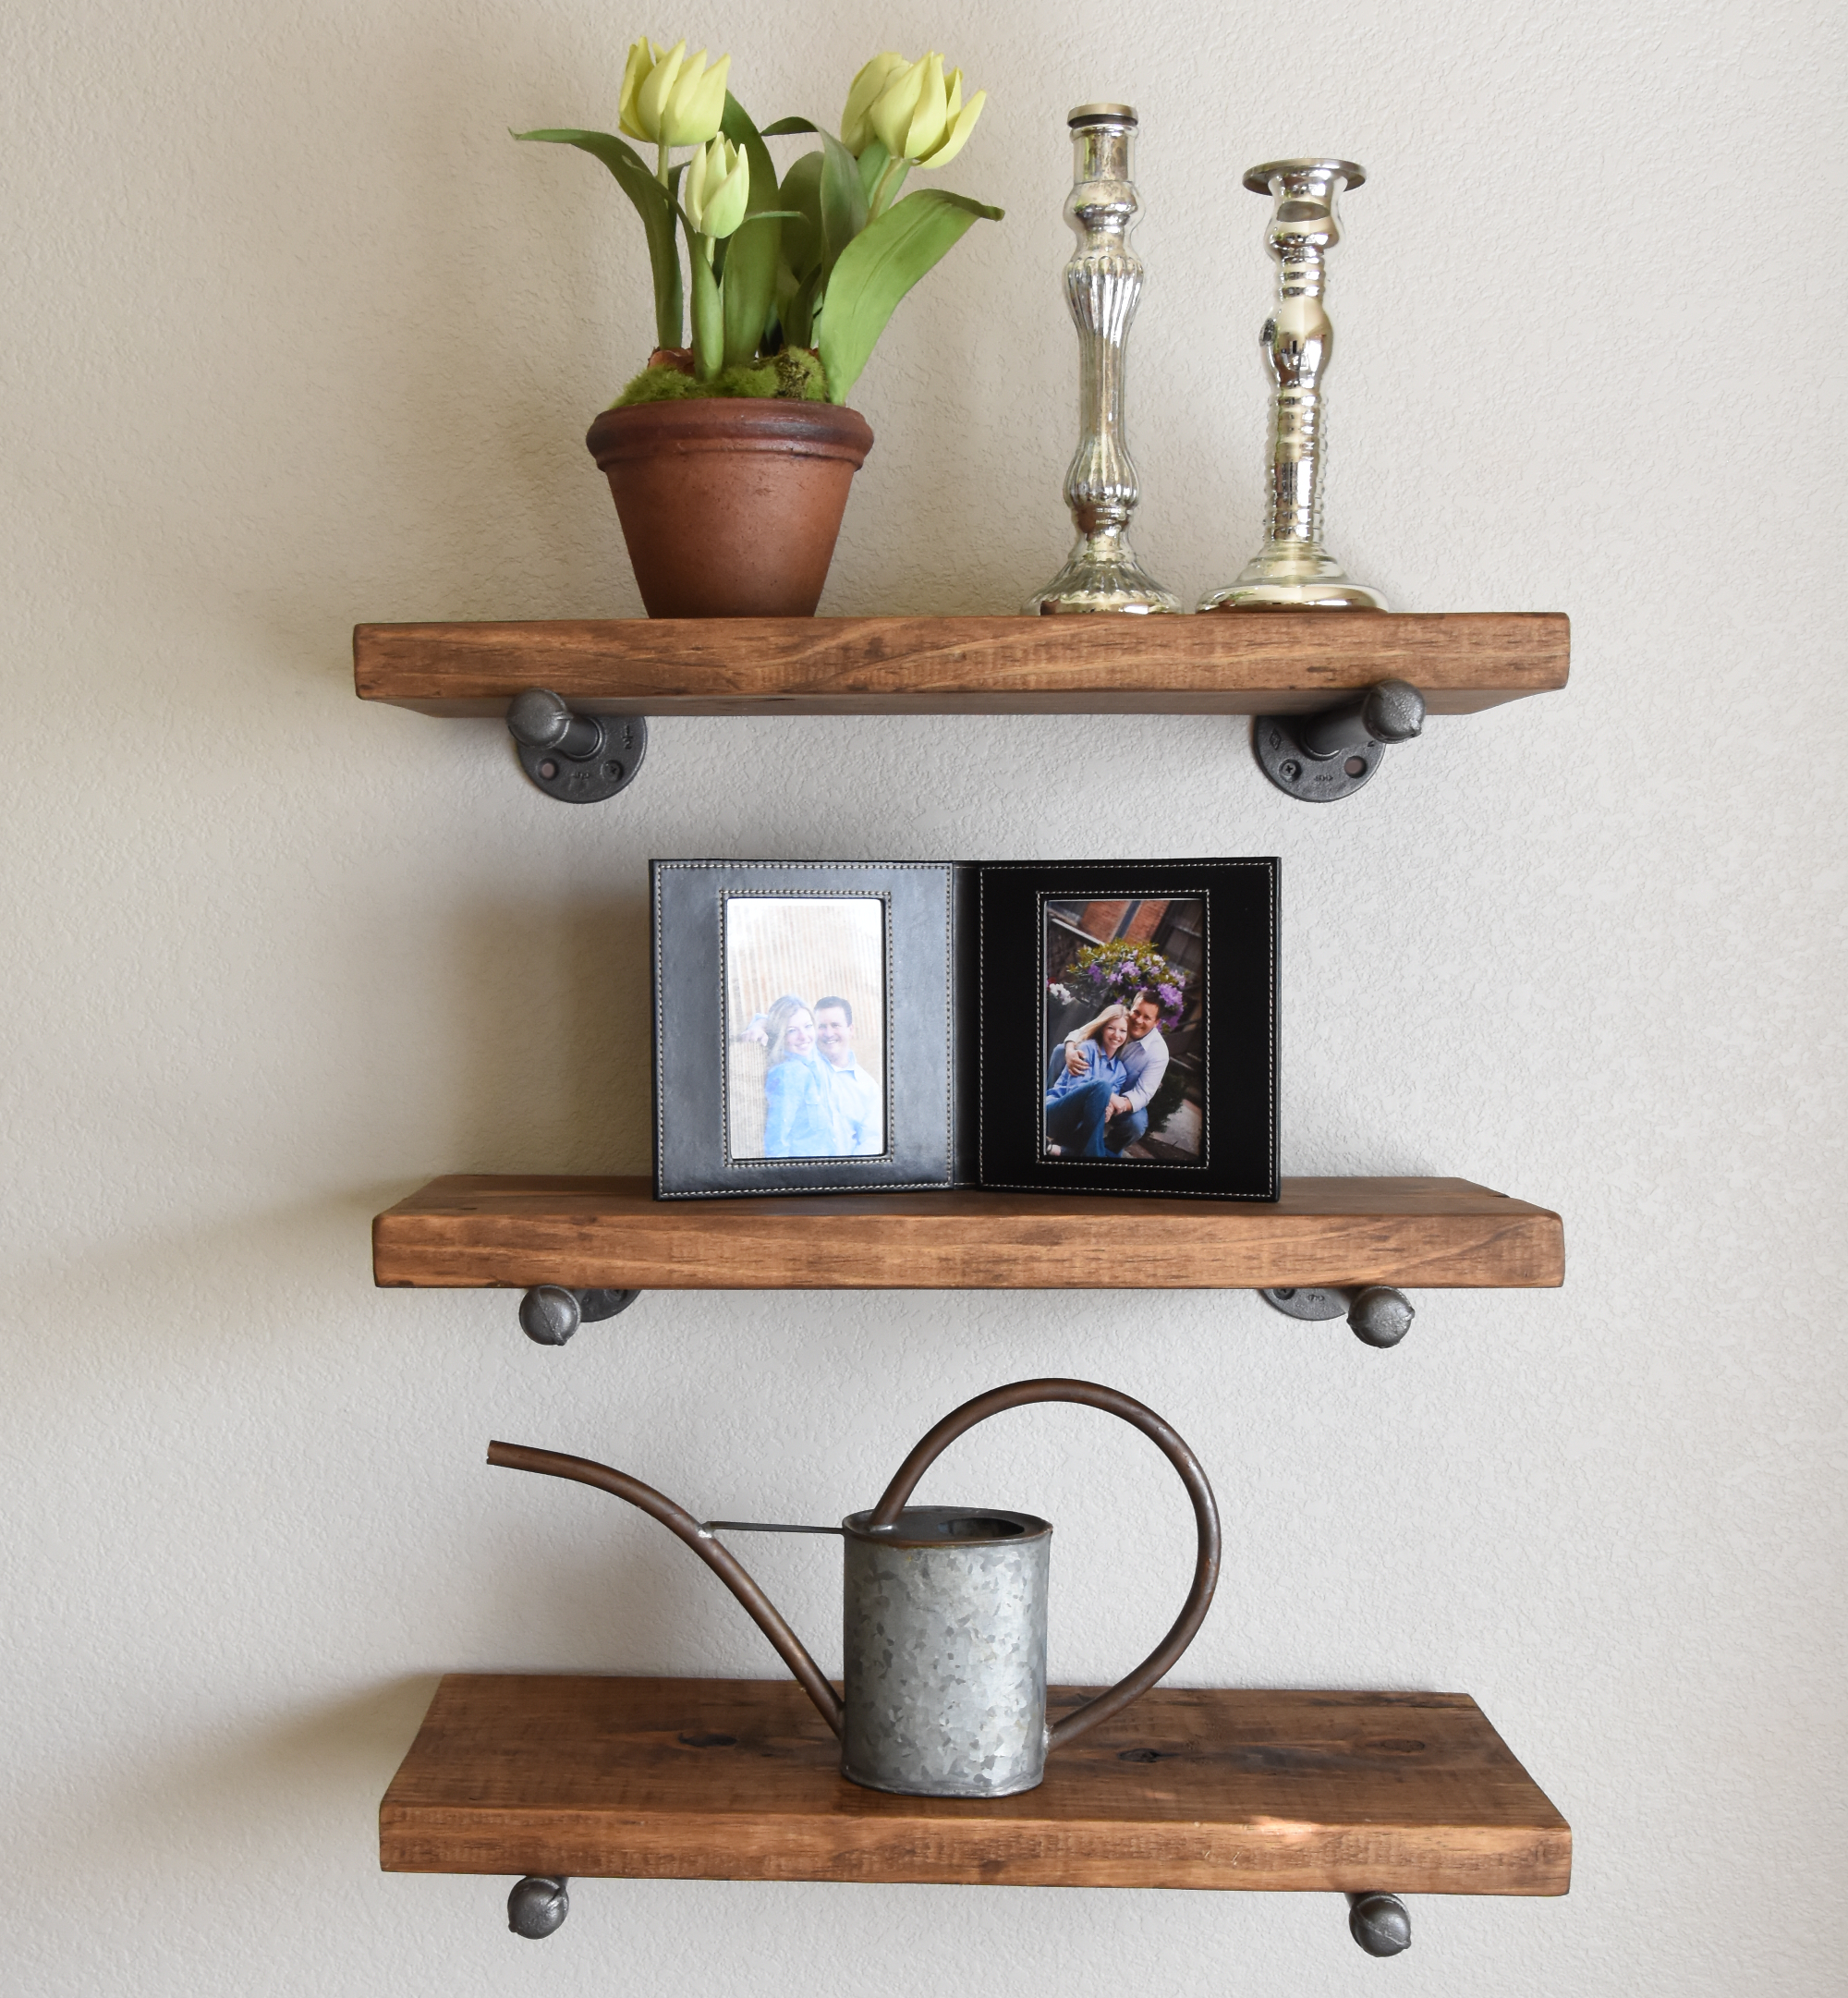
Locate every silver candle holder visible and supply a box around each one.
[1027,104,1179,615]
[1200,159,1385,612]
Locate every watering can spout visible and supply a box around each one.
[485,1441,845,1736]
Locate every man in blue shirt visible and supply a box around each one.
[814,995,883,1154]
[1056,988,1169,1156]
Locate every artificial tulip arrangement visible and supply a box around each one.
[519,41,1002,407]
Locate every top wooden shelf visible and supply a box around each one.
[352,613,1568,719]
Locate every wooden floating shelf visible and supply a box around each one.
[372,1175,1563,1293]
[352,613,1568,720]
[381,1675,1571,1894]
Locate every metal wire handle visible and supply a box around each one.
[867,1377,1222,1749]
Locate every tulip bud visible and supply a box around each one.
[869,50,986,168]
[683,135,750,239]
[617,37,665,142]
[917,79,986,170]
[623,38,731,148]
[840,51,909,155]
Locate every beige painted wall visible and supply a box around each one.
[2,1,1842,1992]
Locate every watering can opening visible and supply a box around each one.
[845,1505,1049,1546]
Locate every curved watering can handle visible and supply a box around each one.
[866,1378,1222,1751]
[487,1441,845,1737]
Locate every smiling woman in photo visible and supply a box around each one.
[760,995,843,1157]
[1043,1002,1133,1158]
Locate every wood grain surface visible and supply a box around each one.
[352,613,1569,717]
[379,1675,1572,1894]
[371,1175,1564,1291]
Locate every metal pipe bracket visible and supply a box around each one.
[1259,1284,1416,1347]
[517,1286,641,1346]
[507,688,647,802]
[1253,678,1424,801]
[507,1874,569,1938]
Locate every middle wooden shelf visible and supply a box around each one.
[371,1174,1563,1292]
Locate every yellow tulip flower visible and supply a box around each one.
[619,37,731,150]
[682,135,750,241]
[869,51,986,168]
[840,52,909,155]
[616,38,663,141]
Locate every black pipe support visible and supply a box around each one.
[508,1875,569,1938]
[517,1286,642,1346]
[1345,1891,1412,1955]
[1258,1285,1416,1347]
[507,688,647,802]
[1253,678,1425,801]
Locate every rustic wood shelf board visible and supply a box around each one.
[380,1675,1570,1894]
[353,614,1568,719]
[372,1175,1563,1292]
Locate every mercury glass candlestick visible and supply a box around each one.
[1027,104,1180,615]
[1200,159,1385,612]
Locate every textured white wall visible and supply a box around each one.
[3,0,1842,1992]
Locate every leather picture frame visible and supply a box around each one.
[976,859,1278,1200]
[652,858,1275,1202]
[651,860,970,1198]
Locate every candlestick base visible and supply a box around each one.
[1028,535,1183,615]
[1200,540,1386,612]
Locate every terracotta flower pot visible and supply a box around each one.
[586,399,874,617]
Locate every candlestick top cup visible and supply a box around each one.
[1243,157,1366,194]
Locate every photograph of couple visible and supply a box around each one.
[1042,896,1204,1163]
[725,895,886,1162]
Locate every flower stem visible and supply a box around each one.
[689,235,723,383]
[867,155,906,219]
[655,138,671,186]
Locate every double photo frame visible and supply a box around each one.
[651,858,1278,1202]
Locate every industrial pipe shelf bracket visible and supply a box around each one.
[1259,1284,1416,1346]
[517,1285,642,1346]
[507,688,647,803]
[502,1876,1408,1951]
[508,1874,569,1938]
[515,1285,1412,1346]
[1253,678,1425,802]
[1347,1892,1413,1955]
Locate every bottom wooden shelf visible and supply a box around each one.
[380,1675,1571,1895]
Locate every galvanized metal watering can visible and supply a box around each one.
[489,1378,1221,1798]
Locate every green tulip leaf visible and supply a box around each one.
[816,189,1003,405]
[719,95,783,370]
[816,129,869,280]
[711,211,803,284]
[516,128,683,351]
[776,264,821,349]
[777,151,824,281]
[756,123,883,273]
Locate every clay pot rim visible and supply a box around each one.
[588,396,873,469]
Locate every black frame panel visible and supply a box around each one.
[976,859,1278,1200]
